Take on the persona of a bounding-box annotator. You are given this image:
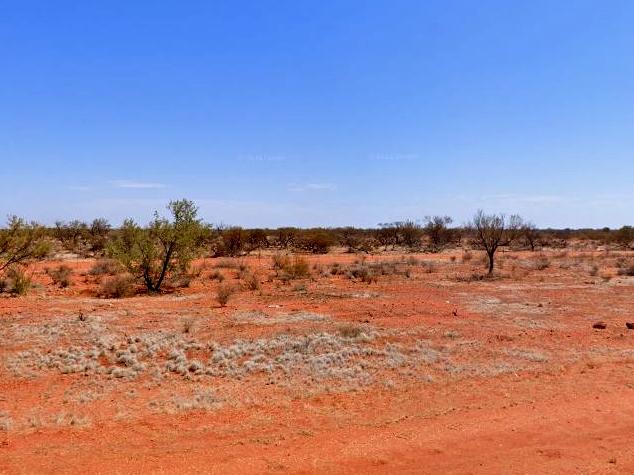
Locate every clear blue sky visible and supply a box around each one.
[2,1,633,228]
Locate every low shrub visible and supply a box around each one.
[347,264,377,284]
[47,265,73,287]
[89,258,121,276]
[243,272,260,291]
[535,256,551,270]
[4,267,31,295]
[99,274,135,298]
[216,284,235,307]
[168,273,192,288]
[272,253,290,270]
[276,256,310,280]
[617,264,634,276]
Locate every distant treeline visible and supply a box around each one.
[2,200,633,294]
[42,216,634,257]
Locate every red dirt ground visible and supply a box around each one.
[1,249,634,473]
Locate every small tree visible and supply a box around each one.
[275,227,297,249]
[88,218,112,253]
[396,220,423,249]
[222,227,245,257]
[300,229,336,254]
[375,224,399,250]
[521,222,540,251]
[424,215,454,250]
[614,226,634,248]
[0,216,49,274]
[245,229,268,254]
[470,210,523,274]
[54,219,89,253]
[108,199,205,292]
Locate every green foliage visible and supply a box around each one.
[424,215,454,250]
[108,199,205,292]
[54,220,89,253]
[88,218,112,253]
[299,230,336,254]
[3,266,32,295]
[0,216,50,273]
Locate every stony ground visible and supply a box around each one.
[1,249,634,473]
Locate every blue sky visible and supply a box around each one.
[1,1,633,228]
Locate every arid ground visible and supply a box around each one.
[2,249,634,474]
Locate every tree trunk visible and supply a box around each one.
[487,251,495,274]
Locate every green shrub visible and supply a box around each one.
[300,230,336,254]
[5,266,31,295]
[108,199,205,292]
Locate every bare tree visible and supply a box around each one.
[521,222,540,251]
[470,210,523,274]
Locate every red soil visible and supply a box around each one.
[1,250,634,473]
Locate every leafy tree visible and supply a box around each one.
[424,215,453,250]
[88,218,112,253]
[397,220,423,249]
[53,220,90,253]
[300,229,336,254]
[0,216,49,273]
[108,199,205,292]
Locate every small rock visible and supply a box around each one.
[626,322,634,330]
[593,322,607,330]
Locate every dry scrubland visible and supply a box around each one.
[2,246,634,473]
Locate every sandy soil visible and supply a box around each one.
[1,249,634,473]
